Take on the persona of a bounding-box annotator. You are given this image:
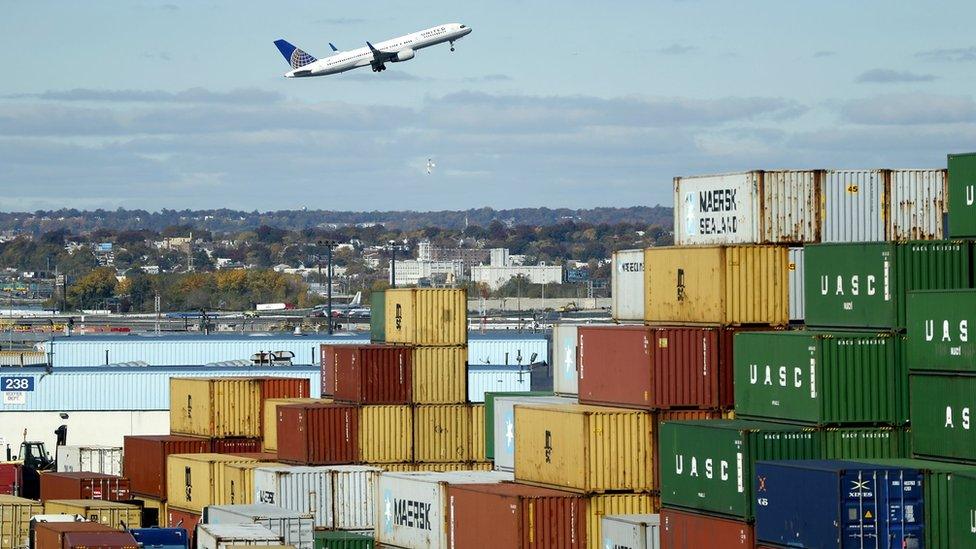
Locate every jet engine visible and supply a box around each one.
[393,48,415,62]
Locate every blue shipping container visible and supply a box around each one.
[128,528,189,549]
[755,460,924,549]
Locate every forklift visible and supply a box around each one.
[6,425,66,499]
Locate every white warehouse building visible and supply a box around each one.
[470,264,564,290]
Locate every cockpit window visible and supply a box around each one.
[460,25,466,28]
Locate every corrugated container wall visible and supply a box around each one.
[612,249,646,321]
[254,466,332,530]
[32,522,116,549]
[276,404,359,465]
[195,523,283,549]
[587,495,657,549]
[358,405,412,463]
[203,504,313,549]
[910,373,976,463]
[413,405,472,463]
[466,366,532,403]
[411,346,467,404]
[40,472,131,502]
[650,326,749,410]
[43,500,142,529]
[907,290,976,373]
[761,170,821,243]
[169,378,262,438]
[370,289,385,342]
[577,326,652,410]
[788,247,804,322]
[165,453,257,513]
[888,169,947,240]
[552,324,579,395]
[0,495,43,549]
[384,288,467,345]
[601,514,660,549]
[483,390,554,460]
[673,171,761,245]
[61,531,138,549]
[467,334,549,367]
[56,446,123,476]
[326,345,412,404]
[124,435,211,499]
[821,169,886,243]
[660,507,754,549]
[263,398,322,453]
[220,462,286,506]
[949,153,976,237]
[492,395,576,472]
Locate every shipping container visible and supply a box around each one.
[612,249,646,321]
[821,427,908,460]
[659,508,753,549]
[369,290,386,343]
[761,170,822,243]
[256,378,310,402]
[384,289,467,346]
[32,521,115,549]
[61,531,138,549]
[907,289,976,373]
[411,347,467,404]
[577,325,652,409]
[169,378,262,438]
[804,240,972,329]
[374,471,512,549]
[128,527,188,549]
[514,403,653,493]
[56,447,123,476]
[469,405,485,463]
[445,482,586,549]
[204,504,313,549]
[166,454,257,514]
[601,514,660,549]
[40,473,130,502]
[131,496,166,527]
[411,462,493,473]
[314,530,374,549]
[322,345,411,404]
[467,333,549,367]
[219,462,286,506]
[586,495,657,549]
[0,466,21,497]
[124,436,211,499]
[733,330,908,425]
[413,405,472,463]
[755,460,924,549]
[254,465,380,531]
[491,395,577,471]
[788,246,805,322]
[263,399,323,453]
[166,507,201,547]
[949,153,976,237]
[552,324,580,395]
[195,524,283,549]
[0,495,43,549]
[483,391,555,460]
[43,500,141,529]
[644,246,789,326]
[359,405,413,464]
[888,169,947,240]
[910,373,976,463]
[276,404,359,466]
[822,169,887,243]
[212,439,265,455]
[465,366,533,402]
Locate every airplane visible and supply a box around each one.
[274,23,472,78]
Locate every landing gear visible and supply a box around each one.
[450,41,455,52]
[371,63,387,72]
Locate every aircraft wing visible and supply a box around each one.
[366,41,398,62]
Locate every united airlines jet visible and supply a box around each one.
[274,23,472,78]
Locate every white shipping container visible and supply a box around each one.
[888,169,947,240]
[254,465,379,531]
[492,395,577,472]
[330,466,379,530]
[551,324,579,395]
[376,471,513,549]
[673,172,761,245]
[601,514,661,549]
[466,367,532,402]
[204,504,313,549]
[196,524,283,549]
[788,247,805,322]
[56,446,122,475]
[611,249,645,321]
[822,170,886,243]
[761,170,821,243]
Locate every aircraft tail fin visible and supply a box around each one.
[329,43,338,52]
[351,291,362,306]
[274,39,317,68]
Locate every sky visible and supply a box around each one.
[2,1,976,212]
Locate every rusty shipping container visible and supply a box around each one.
[263,398,323,452]
[384,288,467,345]
[256,377,310,402]
[62,532,138,549]
[276,403,360,465]
[446,482,587,549]
[40,472,131,502]
[411,346,467,404]
[323,344,412,404]
[660,508,754,549]
[43,500,142,529]
[644,246,789,326]
[359,404,413,463]
[578,325,653,409]
[123,435,211,499]
[165,454,257,513]
[32,522,115,549]
[888,169,947,240]
[414,404,472,463]
[166,507,202,548]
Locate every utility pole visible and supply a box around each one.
[154,293,161,335]
[319,240,337,335]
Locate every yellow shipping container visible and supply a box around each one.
[411,346,467,404]
[1,495,43,549]
[470,404,486,462]
[43,500,141,529]
[384,288,467,345]
[514,404,653,493]
[263,398,324,452]
[643,245,789,325]
[218,462,286,506]
[166,453,257,514]
[413,404,472,463]
[170,378,262,438]
[378,463,417,472]
[132,496,165,527]
[585,494,657,549]
[359,405,413,463]
[414,462,493,472]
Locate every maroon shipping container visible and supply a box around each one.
[578,325,653,409]
[276,403,359,465]
[167,507,201,547]
[220,452,278,461]
[0,462,22,495]
[446,483,586,549]
[660,508,754,549]
[123,435,210,499]
[325,344,412,404]
[209,437,262,454]
[34,522,115,549]
[40,472,131,502]
[321,345,333,396]
[256,377,310,400]
[62,532,138,549]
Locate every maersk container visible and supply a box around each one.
[754,460,924,549]
[804,241,972,329]
[195,523,283,549]
[600,514,660,549]
[374,471,512,549]
[910,373,976,463]
[253,465,379,531]
[733,330,908,426]
[491,395,576,471]
[612,249,646,321]
[889,169,947,240]
[204,504,313,549]
[466,366,532,403]
[552,323,579,395]
[56,446,123,476]
[948,152,976,238]
[483,391,554,460]
[821,169,886,243]
[788,246,805,322]
[907,290,976,373]
[644,246,789,326]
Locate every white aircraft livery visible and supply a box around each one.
[274,23,472,78]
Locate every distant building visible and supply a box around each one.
[469,247,563,290]
[389,259,464,287]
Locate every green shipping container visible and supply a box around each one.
[733,330,908,426]
[910,373,976,463]
[907,289,976,373]
[370,289,385,342]
[821,426,909,459]
[804,241,972,329]
[314,530,375,549]
[948,152,976,238]
[483,390,553,460]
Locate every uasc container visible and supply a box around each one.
[359,405,413,464]
[600,514,660,549]
[411,347,467,404]
[413,405,472,463]
[907,289,976,373]
[314,530,374,549]
[204,504,313,549]
[0,495,43,549]
[40,473,131,502]
[276,403,360,465]
[660,507,754,549]
[910,373,976,464]
[384,288,467,345]
[170,378,262,438]
[322,345,412,404]
[124,435,211,499]
[612,249,646,321]
[165,454,257,514]
[43,500,142,529]
[577,325,652,409]
[949,153,976,238]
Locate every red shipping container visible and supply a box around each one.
[321,345,334,396]
[209,437,262,453]
[0,462,22,495]
[167,507,201,547]
[578,325,654,409]
[34,522,115,549]
[123,435,210,499]
[660,508,754,549]
[276,403,359,465]
[446,483,586,548]
[325,344,412,404]
[220,452,278,461]
[40,472,131,502]
[62,532,138,549]
[256,377,310,400]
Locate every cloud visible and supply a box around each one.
[813,50,836,58]
[855,69,937,83]
[917,47,976,62]
[838,93,976,125]
[659,44,697,55]
[8,87,283,105]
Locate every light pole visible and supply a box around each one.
[388,240,398,288]
[319,240,338,334]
